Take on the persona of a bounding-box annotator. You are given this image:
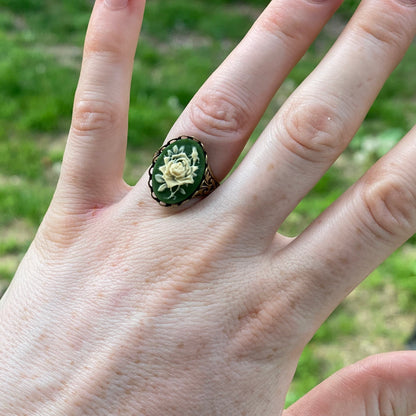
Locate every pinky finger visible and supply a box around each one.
[284,351,416,416]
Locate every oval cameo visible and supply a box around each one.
[150,137,207,206]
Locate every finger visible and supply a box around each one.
[277,126,416,336]
[284,352,416,416]
[165,0,343,181]
[58,0,145,205]
[226,0,416,240]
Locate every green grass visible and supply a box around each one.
[0,0,415,408]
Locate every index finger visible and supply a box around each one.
[57,0,145,207]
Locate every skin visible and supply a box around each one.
[1,0,416,414]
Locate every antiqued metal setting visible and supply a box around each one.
[148,136,219,206]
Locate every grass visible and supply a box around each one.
[0,0,415,407]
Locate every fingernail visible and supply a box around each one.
[104,0,128,10]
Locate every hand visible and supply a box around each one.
[1,0,416,414]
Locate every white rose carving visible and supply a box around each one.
[155,144,200,199]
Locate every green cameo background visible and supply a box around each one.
[151,137,207,206]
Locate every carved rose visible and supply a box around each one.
[155,144,200,199]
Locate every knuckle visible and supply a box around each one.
[229,273,302,359]
[84,29,125,61]
[71,98,120,135]
[356,8,411,49]
[278,99,345,164]
[256,4,303,44]
[397,0,416,6]
[358,171,416,239]
[189,88,250,137]
[231,299,285,359]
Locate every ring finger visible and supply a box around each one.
[161,0,343,181]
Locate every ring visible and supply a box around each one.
[148,136,220,206]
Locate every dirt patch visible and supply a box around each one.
[0,279,9,298]
[2,219,35,243]
[0,255,20,278]
[0,174,23,187]
[42,44,82,70]
[0,219,35,281]
[226,3,261,21]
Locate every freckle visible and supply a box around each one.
[132,221,138,226]
[339,256,348,266]
[267,163,275,172]
[138,201,145,207]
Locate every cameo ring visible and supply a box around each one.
[148,136,220,206]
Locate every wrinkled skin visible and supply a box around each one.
[1,0,416,415]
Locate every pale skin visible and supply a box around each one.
[1,0,416,414]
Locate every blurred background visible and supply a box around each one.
[0,0,415,406]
